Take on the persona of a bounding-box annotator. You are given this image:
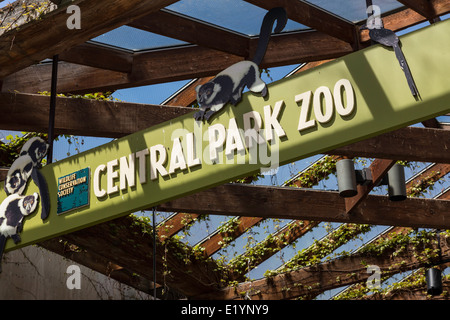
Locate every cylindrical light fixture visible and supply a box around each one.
[387,164,406,201]
[336,159,357,198]
[426,267,443,296]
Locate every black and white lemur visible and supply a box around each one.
[0,137,49,273]
[0,193,39,272]
[194,7,288,122]
[4,137,50,221]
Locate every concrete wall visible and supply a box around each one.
[0,245,151,299]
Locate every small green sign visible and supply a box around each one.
[57,167,90,215]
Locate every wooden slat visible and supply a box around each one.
[128,10,249,57]
[164,77,213,107]
[243,0,356,44]
[194,233,450,299]
[198,217,263,257]
[0,0,180,79]
[2,31,353,94]
[0,92,192,138]
[228,220,318,280]
[158,184,450,230]
[157,213,200,240]
[328,126,450,164]
[55,215,226,298]
[0,93,448,163]
[359,0,450,42]
[38,238,161,297]
[407,163,450,196]
[3,3,441,94]
[396,0,438,20]
[58,42,133,73]
[332,185,450,300]
[345,159,396,213]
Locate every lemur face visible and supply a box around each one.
[196,83,218,106]
[20,193,39,215]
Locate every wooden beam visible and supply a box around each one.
[365,270,450,300]
[331,187,450,300]
[328,126,450,164]
[4,4,444,93]
[407,163,450,196]
[128,10,249,57]
[359,0,450,43]
[157,213,200,240]
[2,31,353,94]
[58,42,133,73]
[158,184,450,230]
[243,0,356,44]
[163,60,334,107]
[51,215,227,298]
[38,237,164,298]
[0,0,179,79]
[396,0,439,20]
[196,155,340,258]
[0,93,448,163]
[164,77,213,107]
[228,220,318,280]
[345,159,396,213]
[193,232,450,299]
[0,92,192,138]
[253,30,352,68]
[198,217,264,257]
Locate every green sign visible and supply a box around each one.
[4,19,450,251]
[57,167,90,215]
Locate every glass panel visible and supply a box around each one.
[91,26,187,51]
[166,0,309,36]
[304,0,405,23]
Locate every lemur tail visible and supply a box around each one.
[0,235,6,273]
[252,7,288,66]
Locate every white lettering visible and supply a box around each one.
[243,111,264,148]
[264,100,286,142]
[313,86,334,124]
[334,79,355,116]
[150,144,168,180]
[225,118,246,158]
[169,137,187,174]
[208,123,226,163]
[296,90,315,131]
[119,154,136,190]
[135,148,149,184]
[186,132,201,168]
[93,164,106,198]
[107,159,119,195]
[297,79,356,132]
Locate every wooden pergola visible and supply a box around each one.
[0,0,449,300]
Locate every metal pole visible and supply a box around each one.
[153,207,157,300]
[47,54,59,164]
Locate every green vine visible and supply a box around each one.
[264,224,372,278]
[0,1,55,35]
[0,132,47,166]
[285,155,337,188]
